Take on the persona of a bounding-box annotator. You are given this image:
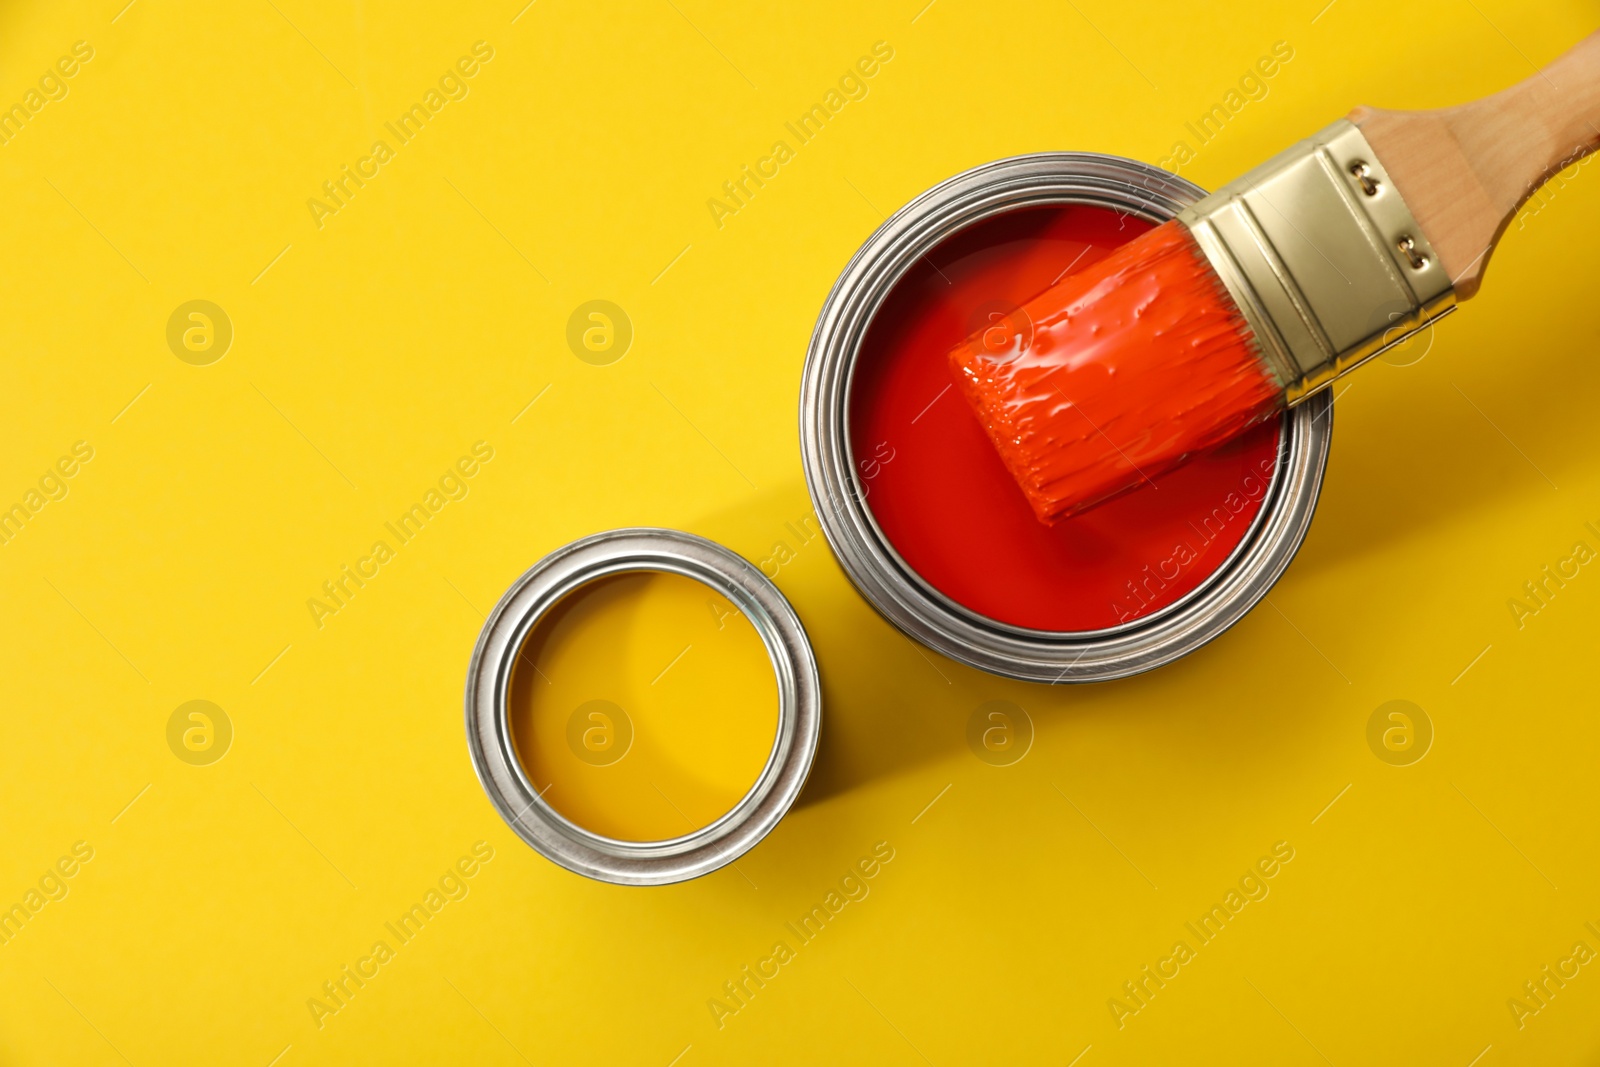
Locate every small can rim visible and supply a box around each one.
[463,528,821,885]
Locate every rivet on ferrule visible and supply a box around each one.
[1396,235,1428,270]
[1349,160,1380,196]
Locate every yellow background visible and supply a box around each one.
[2,0,1598,1063]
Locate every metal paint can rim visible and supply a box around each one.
[464,528,821,885]
[799,153,1333,683]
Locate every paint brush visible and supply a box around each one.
[951,31,1600,524]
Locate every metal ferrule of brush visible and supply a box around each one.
[1177,119,1457,405]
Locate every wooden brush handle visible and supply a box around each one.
[1350,30,1600,299]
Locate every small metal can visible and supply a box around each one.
[464,528,821,885]
[800,154,1333,683]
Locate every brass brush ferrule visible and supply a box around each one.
[1177,119,1457,405]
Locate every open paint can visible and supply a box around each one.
[801,154,1333,682]
[465,529,820,884]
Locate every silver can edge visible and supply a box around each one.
[800,153,1333,683]
[464,527,822,885]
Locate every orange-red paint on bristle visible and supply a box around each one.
[949,219,1286,524]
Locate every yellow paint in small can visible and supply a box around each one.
[508,571,779,843]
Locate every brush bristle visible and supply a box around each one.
[948,219,1285,524]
